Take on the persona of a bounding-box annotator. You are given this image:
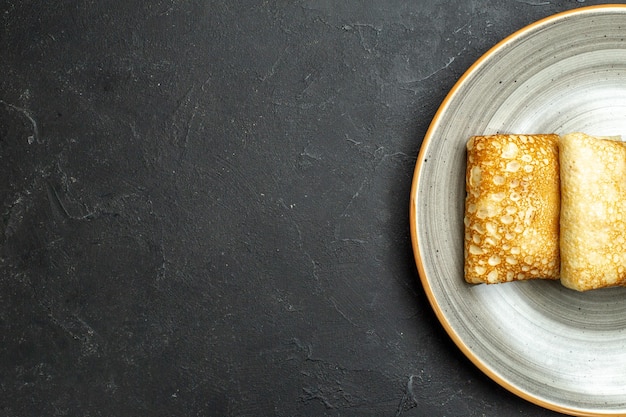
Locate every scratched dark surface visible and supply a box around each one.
[0,1,612,416]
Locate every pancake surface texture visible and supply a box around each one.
[560,132,626,291]
[464,134,560,284]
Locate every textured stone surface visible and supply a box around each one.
[0,1,601,416]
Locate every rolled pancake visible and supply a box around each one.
[560,132,626,291]
[464,134,560,284]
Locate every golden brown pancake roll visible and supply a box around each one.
[464,134,560,284]
[559,132,626,291]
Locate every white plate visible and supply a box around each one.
[410,5,626,416]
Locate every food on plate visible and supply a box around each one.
[559,132,626,291]
[463,134,560,284]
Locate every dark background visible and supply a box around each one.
[0,1,613,416]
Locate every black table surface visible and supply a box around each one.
[1,1,618,416]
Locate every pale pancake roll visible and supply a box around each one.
[464,134,560,284]
[560,132,626,291]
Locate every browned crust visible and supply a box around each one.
[464,134,560,284]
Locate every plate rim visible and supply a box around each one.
[409,4,626,416]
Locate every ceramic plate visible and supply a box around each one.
[410,5,626,416]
